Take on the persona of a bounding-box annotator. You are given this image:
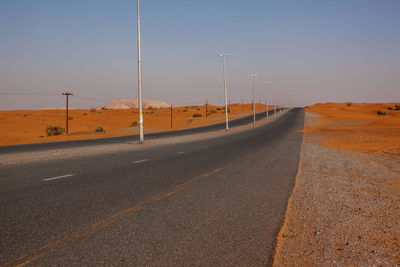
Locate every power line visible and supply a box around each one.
[0,92,59,96]
[73,95,108,103]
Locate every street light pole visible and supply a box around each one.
[137,0,144,143]
[218,53,230,131]
[251,74,258,125]
[264,81,270,119]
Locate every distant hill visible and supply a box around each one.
[104,99,170,110]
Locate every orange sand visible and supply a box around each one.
[305,102,400,156]
[0,103,271,146]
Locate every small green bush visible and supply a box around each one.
[148,106,157,111]
[395,104,400,110]
[210,109,217,114]
[216,108,221,111]
[387,106,393,110]
[377,110,387,116]
[46,125,65,136]
[95,126,105,132]
[130,121,138,127]
[191,106,198,109]
[192,113,202,118]
[82,112,88,116]
[346,103,352,107]
[196,107,200,110]
[68,115,74,120]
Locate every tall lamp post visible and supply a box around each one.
[218,53,230,131]
[137,0,144,143]
[264,81,270,119]
[251,74,258,124]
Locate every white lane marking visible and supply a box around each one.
[43,174,75,181]
[133,159,147,164]
[177,151,186,154]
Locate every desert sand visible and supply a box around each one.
[274,103,400,266]
[0,103,270,146]
[304,102,400,157]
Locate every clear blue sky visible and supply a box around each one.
[1,0,399,109]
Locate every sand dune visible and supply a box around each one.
[305,102,400,157]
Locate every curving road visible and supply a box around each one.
[0,108,303,266]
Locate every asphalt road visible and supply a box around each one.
[0,108,283,154]
[0,108,304,266]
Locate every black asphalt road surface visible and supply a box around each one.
[0,108,304,266]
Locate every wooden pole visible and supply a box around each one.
[170,104,173,128]
[62,92,73,134]
[205,100,208,118]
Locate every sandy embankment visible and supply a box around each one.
[0,103,269,146]
[274,103,400,266]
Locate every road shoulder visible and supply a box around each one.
[273,111,400,266]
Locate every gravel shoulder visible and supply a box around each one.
[274,111,400,266]
[0,110,287,166]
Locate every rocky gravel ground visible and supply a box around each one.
[274,112,400,266]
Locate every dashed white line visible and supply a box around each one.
[43,174,75,182]
[133,159,147,164]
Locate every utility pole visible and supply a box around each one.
[170,104,173,128]
[62,92,73,134]
[137,0,144,143]
[205,100,208,118]
[218,53,230,131]
[251,74,258,125]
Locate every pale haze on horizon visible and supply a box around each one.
[0,0,399,110]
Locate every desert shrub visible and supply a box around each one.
[387,106,393,110]
[196,107,200,110]
[377,110,387,116]
[95,126,105,132]
[192,113,202,118]
[395,104,400,110]
[346,103,352,107]
[216,108,221,111]
[82,112,88,116]
[90,108,97,113]
[148,106,157,111]
[46,125,65,136]
[210,109,217,113]
[23,114,28,117]
[101,106,111,110]
[191,106,198,109]
[130,121,138,127]
[68,115,74,120]
[145,110,154,114]
[186,119,194,124]
[227,107,231,113]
